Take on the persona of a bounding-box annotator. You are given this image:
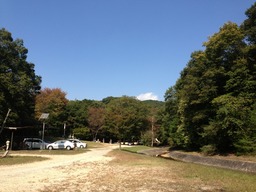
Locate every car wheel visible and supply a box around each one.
[80,145,84,148]
[48,146,53,150]
[25,144,30,150]
[66,146,71,150]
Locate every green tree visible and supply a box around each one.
[0,28,41,126]
[204,95,252,152]
[105,96,148,148]
[65,99,102,138]
[241,2,256,102]
[169,22,250,152]
[160,86,180,148]
[242,2,256,44]
[72,127,91,140]
[175,51,211,150]
[65,100,89,129]
[87,107,106,141]
[201,22,247,152]
[142,100,164,146]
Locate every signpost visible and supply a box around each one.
[39,113,49,149]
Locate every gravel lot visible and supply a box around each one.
[0,144,117,192]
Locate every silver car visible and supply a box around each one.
[23,138,49,149]
[47,140,75,150]
[68,139,87,148]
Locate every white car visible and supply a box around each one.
[47,140,75,150]
[68,139,87,148]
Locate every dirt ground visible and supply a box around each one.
[0,144,254,192]
[0,144,117,192]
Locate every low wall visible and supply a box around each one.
[138,148,256,173]
[162,151,256,173]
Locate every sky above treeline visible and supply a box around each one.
[0,0,255,101]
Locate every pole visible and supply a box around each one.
[10,131,14,150]
[63,123,66,138]
[151,116,154,147]
[0,109,11,135]
[41,121,45,149]
[39,113,49,149]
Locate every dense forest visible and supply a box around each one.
[0,3,255,154]
[162,3,256,154]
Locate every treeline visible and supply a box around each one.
[161,4,256,154]
[35,89,164,145]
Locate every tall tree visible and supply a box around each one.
[201,22,247,152]
[165,7,256,154]
[142,100,164,146]
[65,100,89,129]
[105,96,148,148]
[87,107,106,141]
[241,2,256,101]
[160,86,180,147]
[35,88,68,131]
[0,28,41,126]
[175,51,211,150]
[242,2,256,44]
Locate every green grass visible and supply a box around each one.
[9,147,89,155]
[180,161,256,191]
[85,141,108,148]
[121,145,152,153]
[0,155,48,165]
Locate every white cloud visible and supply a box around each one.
[136,92,158,101]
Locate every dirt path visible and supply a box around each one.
[0,144,118,192]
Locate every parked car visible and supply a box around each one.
[23,138,49,149]
[47,140,75,150]
[68,139,87,148]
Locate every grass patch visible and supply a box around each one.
[121,145,152,153]
[180,162,256,191]
[0,155,48,166]
[85,141,108,148]
[107,149,256,192]
[9,148,89,155]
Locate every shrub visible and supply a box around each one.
[72,127,91,140]
[200,144,217,156]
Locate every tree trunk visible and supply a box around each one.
[119,140,121,150]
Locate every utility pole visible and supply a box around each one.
[151,116,154,147]
[63,123,66,138]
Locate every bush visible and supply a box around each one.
[234,138,256,155]
[141,131,152,146]
[200,145,217,156]
[72,127,91,140]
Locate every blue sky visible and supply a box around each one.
[0,1,254,101]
